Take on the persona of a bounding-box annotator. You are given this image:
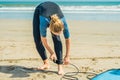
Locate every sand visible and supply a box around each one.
[0,19,120,80]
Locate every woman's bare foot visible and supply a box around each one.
[37,59,50,70]
[37,65,50,70]
[58,65,64,75]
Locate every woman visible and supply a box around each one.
[33,1,70,75]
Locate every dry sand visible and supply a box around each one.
[0,19,120,80]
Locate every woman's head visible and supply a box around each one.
[49,14,64,35]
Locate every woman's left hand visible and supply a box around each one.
[64,56,70,65]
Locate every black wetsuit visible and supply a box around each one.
[33,1,69,64]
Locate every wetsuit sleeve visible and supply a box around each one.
[62,17,70,39]
[39,16,49,37]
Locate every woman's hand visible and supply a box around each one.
[64,56,70,65]
[49,53,56,61]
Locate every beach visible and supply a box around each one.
[0,19,120,80]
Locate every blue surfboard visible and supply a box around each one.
[91,69,120,80]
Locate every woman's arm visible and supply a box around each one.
[41,37,56,60]
[64,38,70,64]
[65,38,70,57]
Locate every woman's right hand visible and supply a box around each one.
[49,53,56,61]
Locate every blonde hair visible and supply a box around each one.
[49,14,64,33]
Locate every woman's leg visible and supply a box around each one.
[33,6,49,69]
[51,34,64,74]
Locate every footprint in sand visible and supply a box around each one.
[36,74,46,79]
[0,46,5,50]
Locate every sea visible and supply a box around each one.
[0,1,120,21]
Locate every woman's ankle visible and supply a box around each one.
[37,59,50,70]
[58,64,64,75]
[43,59,49,64]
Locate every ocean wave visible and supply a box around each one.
[0,7,35,11]
[60,5,120,11]
[0,5,120,13]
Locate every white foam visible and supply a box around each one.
[60,5,120,11]
[0,5,120,13]
[62,10,120,14]
[0,7,35,11]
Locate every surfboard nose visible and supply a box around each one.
[91,69,120,80]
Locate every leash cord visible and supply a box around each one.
[60,63,97,80]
